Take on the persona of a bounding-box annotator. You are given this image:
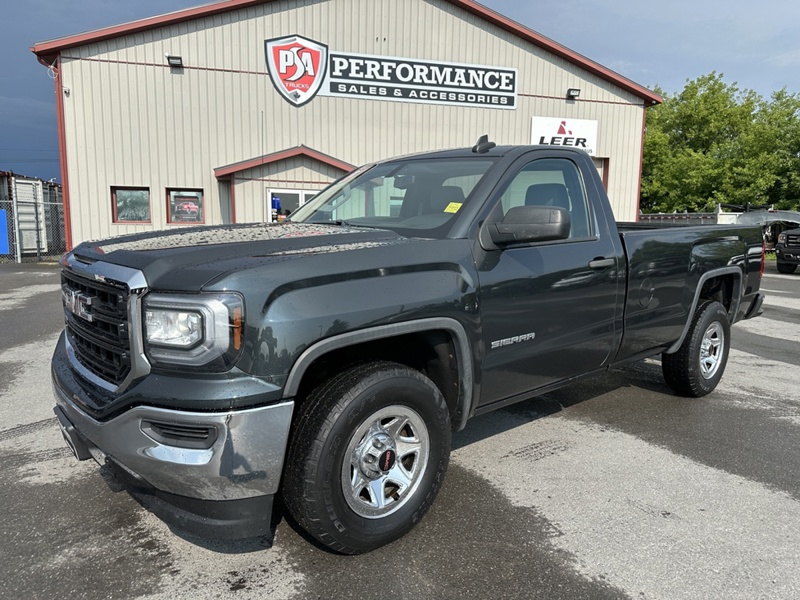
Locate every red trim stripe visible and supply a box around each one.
[233,176,334,185]
[61,54,267,77]
[63,56,649,109]
[519,92,646,108]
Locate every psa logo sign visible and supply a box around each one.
[265,35,328,107]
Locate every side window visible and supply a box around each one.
[111,187,151,223]
[498,158,592,239]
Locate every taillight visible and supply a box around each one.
[760,244,765,279]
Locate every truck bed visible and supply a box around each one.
[614,222,763,363]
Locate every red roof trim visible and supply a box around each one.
[31,0,661,104]
[450,0,661,104]
[31,0,267,60]
[214,146,355,179]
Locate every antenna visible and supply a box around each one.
[472,134,496,154]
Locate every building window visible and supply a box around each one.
[167,188,204,224]
[112,187,151,223]
[266,189,316,221]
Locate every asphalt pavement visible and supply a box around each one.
[1,261,799,599]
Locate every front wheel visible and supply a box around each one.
[283,361,451,554]
[662,300,731,397]
[777,262,797,274]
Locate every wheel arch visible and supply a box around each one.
[665,266,743,354]
[283,318,474,431]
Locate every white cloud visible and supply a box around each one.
[486,0,800,95]
[767,48,800,67]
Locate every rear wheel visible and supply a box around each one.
[283,361,451,554]
[777,262,797,274]
[662,300,731,397]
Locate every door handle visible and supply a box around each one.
[588,257,615,269]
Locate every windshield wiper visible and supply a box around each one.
[335,220,375,229]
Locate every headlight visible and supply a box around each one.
[146,309,203,347]
[143,293,244,369]
[778,233,786,244]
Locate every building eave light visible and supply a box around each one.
[165,54,183,68]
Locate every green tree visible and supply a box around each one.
[641,73,800,213]
[759,89,800,209]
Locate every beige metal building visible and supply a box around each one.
[32,0,661,249]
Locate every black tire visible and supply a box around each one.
[283,361,451,554]
[777,262,797,274]
[662,300,731,397]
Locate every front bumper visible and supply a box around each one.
[52,344,294,539]
[777,248,800,265]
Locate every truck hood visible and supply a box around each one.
[72,222,410,291]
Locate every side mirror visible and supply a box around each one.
[488,206,570,246]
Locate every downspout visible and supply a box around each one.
[230,177,237,224]
[40,54,73,251]
[635,104,648,223]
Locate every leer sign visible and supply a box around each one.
[531,117,598,155]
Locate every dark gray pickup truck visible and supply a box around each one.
[52,140,765,554]
[776,227,800,273]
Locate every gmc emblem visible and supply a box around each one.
[62,288,94,323]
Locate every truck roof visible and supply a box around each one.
[376,144,579,164]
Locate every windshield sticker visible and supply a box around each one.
[443,202,463,214]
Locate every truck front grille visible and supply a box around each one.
[62,270,132,387]
[786,233,800,249]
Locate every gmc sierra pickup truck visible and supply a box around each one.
[52,139,765,554]
[776,227,800,273]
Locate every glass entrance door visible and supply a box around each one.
[267,189,316,221]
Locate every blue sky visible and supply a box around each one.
[2,0,798,182]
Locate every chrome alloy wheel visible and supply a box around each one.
[341,405,430,519]
[699,321,725,379]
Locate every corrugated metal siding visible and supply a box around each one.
[60,0,648,244]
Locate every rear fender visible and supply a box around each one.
[665,267,742,354]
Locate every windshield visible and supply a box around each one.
[289,158,496,238]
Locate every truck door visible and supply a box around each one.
[476,155,622,407]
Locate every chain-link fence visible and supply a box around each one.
[1,176,66,264]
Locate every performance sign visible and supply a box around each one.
[266,34,517,109]
[321,51,517,109]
